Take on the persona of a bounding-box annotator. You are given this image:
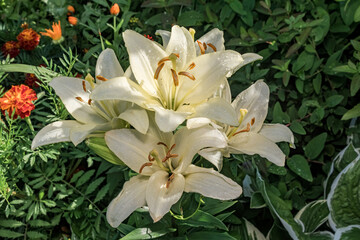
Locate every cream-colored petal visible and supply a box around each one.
[173,126,227,173]
[191,97,238,126]
[198,148,224,171]
[166,26,196,70]
[196,28,225,55]
[105,129,159,175]
[70,122,112,146]
[229,132,286,166]
[155,30,171,48]
[228,53,263,77]
[123,30,167,96]
[213,78,232,103]
[106,175,148,227]
[177,50,243,104]
[119,106,149,134]
[95,49,124,83]
[186,117,212,129]
[260,124,295,148]
[184,165,242,200]
[31,120,81,150]
[146,171,185,222]
[232,80,269,132]
[154,107,189,132]
[50,77,106,124]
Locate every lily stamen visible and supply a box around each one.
[178,71,195,81]
[82,81,87,92]
[158,57,171,66]
[188,62,196,70]
[251,117,255,126]
[232,123,251,136]
[162,144,178,162]
[157,142,168,148]
[166,173,175,188]
[88,99,92,105]
[197,41,205,54]
[139,162,153,173]
[75,96,85,103]
[154,62,165,80]
[171,69,179,86]
[96,75,108,81]
[148,154,155,162]
[207,43,217,52]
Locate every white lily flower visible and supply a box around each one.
[91,25,259,132]
[191,80,294,169]
[105,123,242,227]
[31,49,148,149]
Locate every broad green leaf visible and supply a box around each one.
[231,218,266,240]
[333,65,357,74]
[85,177,105,195]
[27,231,47,239]
[287,155,313,182]
[295,200,329,232]
[326,95,344,108]
[290,121,306,135]
[350,74,360,96]
[304,133,327,159]
[177,11,204,26]
[250,192,266,209]
[202,199,237,215]
[28,219,51,227]
[94,183,110,203]
[187,231,236,240]
[178,210,228,231]
[121,227,176,240]
[67,197,84,210]
[75,170,95,188]
[342,103,360,120]
[313,74,322,94]
[0,219,24,228]
[0,229,23,238]
[306,231,334,240]
[328,155,360,229]
[334,225,360,240]
[354,5,360,22]
[268,164,287,176]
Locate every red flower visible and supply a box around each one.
[144,34,153,41]
[25,73,40,88]
[17,28,40,51]
[1,41,20,58]
[0,85,37,119]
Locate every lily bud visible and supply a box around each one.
[110,3,120,16]
[86,137,124,165]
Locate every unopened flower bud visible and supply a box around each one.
[110,3,120,16]
[68,16,78,26]
[86,137,124,165]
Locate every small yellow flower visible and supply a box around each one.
[40,21,63,44]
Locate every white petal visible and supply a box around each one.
[124,66,135,80]
[70,122,112,146]
[173,126,227,173]
[119,106,149,134]
[154,107,189,132]
[90,77,156,107]
[198,148,224,170]
[213,78,232,103]
[192,97,238,126]
[50,77,106,124]
[155,30,171,48]
[177,50,243,104]
[106,175,148,227]
[183,165,242,200]
[228,53,263,77]
[186,117,212,129]
[232,80,269,132]
[229,132,286,166]
[260,124,295,148]
[31,120,81,150]
[123,30,167,96]
[105,129,159,175]
[196,28,225,55]
[166,26,196,70]
[146,171,185,222]
[95,49,124,83]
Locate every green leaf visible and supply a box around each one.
[307,231,334,240]
[67,197,84,210]
[328,156,360,228]
[342,104,360,120]
[313,74,322,94]
[268,164,288,175]
[27,231,47,239]
[187,231,236,240]
[326,95,344,107]
[28,219,51,227]
[177,11,204,26]
[243,218,266,240]
[294,200,329,232]
[250,192,266,209]
[0,219,24,228]
[121,228,176,240]
[304,133,327,159]
[202,199,237,215]
[76,170,95,188]
[287,155,313,182]
[290,121,306,135]
[334,225,360,240]
[179,210,228,231]
[94,183,110,203]
[354,6,360,22]
[85,177,105,195]
[226,0,245,15]
[350,74,360,96]
[333,65,357,74]
[0,229,23,238]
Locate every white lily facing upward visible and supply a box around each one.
[90,26,261,132]
[105,124,242,227]
[191,80,294,170]
[32,49,148,150]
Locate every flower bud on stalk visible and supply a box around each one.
[110,3,120,16]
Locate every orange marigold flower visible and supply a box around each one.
[21,22,29,29]
[0,85,37,119]
[110,3,120,16]
[17,28,40,51]
[68,16,78,26]
[40,21,63,43]
[67,5,75,14]
[25,73,41,88]
[1,41,20,58]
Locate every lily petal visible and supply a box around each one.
[31,120,81,150]
[232,80,269,132]
[192,97,238,126]
[123,30,167,96]
[260,124,295,148]
[154,107,189,132]
[213,78,232,103]
[198,148,224,170]
[229,53,263,77]
[183,165,242,200]
[196,28,225,55]
[186,117,212,129]
[155,30,171,48]
[50,77,106,124]
[107,175,148,227]
[229,132,286,166]
[95,49,124,82]
[119,105,149,134]
[146,171,185,222]
[70,122,112,146]
[105,129,159,175]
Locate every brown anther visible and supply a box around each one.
[171,69,179,86]
[251,117,255,126]
[203,42,207,50]
[232,123,251,136]
[166,174,175,188]
[88,99,92,105]
[82,80,87,92]
[154,62,165,80]
[197,41,205,54]
[158,57,171,66]
[157,142,168,149]
[173,53,180,58]
[188,62,196,70]
[148,154,155,162]
[178,71,195,81]
[96,75,108,81]
[139,162,153,173]
[207,43,217,52]
[75,97,85,103]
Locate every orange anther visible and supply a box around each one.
[82,80,87,92]
[251,117,255,126]
[158,57,171,66]
[75,97,85,103]
[148,154,155,162]
[171,69,179,86]
[178,71,195,81]
[88,99,92,105]
[157,142,168,148]
[197,41,205,54]
[166,174,175,188]
[96,75,108,81]
[232,123,251,136]
[188,62,196,70]
[203,42,207,50]
[139,162,153,173]
[207,43,217,52]
[154,62,165,80]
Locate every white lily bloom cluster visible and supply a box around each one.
[32,25,294,227]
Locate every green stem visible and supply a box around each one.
[24,117,34,133]
[0,64,57,76]
[169,196,203,220]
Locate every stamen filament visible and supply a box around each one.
[232,123,251,136]
[166,174,175,188]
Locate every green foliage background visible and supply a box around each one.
[0,0,360,239]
